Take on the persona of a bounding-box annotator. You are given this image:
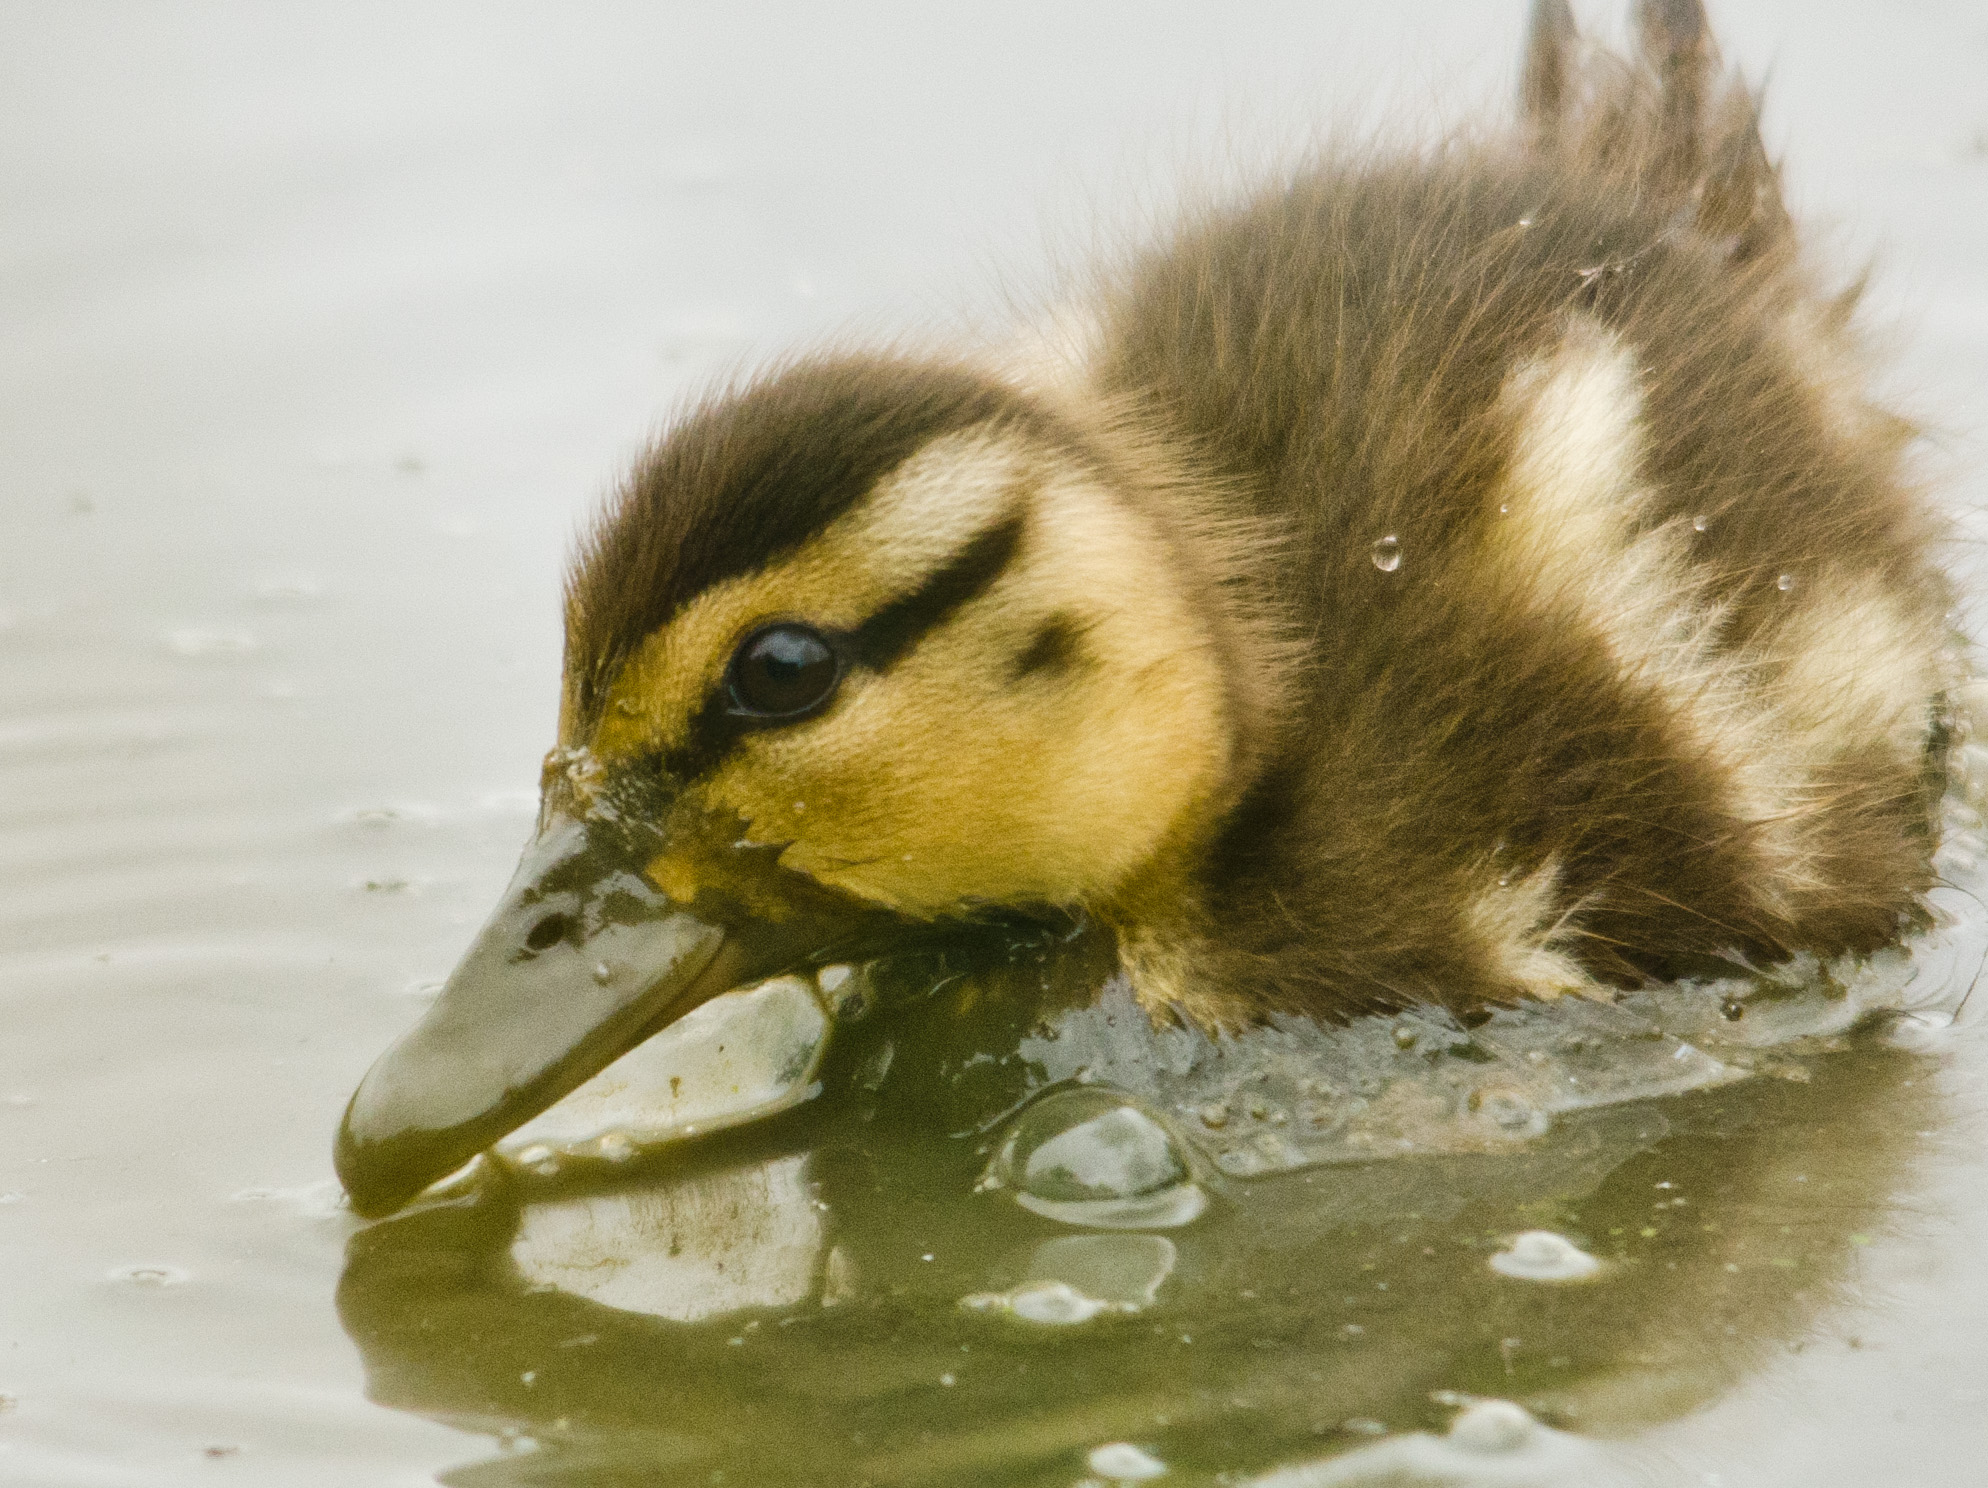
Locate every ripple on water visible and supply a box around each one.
[162,627,257,657]
[1006,848,1984,1185]
[339,802,441,829]
[229,1178,347,1218]
[1883,1009,1957,1052]
[0,712,191,763]
[248,575,325,604]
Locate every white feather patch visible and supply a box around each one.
[849,432,1029,582]
[1465,858,1596,999]
[1488,318,1941,926]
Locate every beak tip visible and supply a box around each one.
[328,812,776,1221]
[333,1128,402,1221]
[334,1087,447,1220]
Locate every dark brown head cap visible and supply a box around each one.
[563,354,1040,731]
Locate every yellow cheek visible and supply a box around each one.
[644,851,703,905]
[639,803,814,923]
[702,622,1228,918]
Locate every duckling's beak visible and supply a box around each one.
[334,810,828,1218]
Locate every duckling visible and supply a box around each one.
[337,0,1959,1217]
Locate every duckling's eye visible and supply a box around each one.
[726,623,842,720]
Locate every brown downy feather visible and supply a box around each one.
[1086,0,1952,1023]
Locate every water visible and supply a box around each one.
[6,2,1988,1485]
[330,1022,1965,1484]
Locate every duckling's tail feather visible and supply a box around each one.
[1520,0,1789,263]
[1519,0,1578,150]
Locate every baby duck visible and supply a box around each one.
[337,0,1958,1217]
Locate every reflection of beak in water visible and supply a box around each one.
[510,1154,825,1322]
[337,992,1943,1488]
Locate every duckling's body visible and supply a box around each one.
[337,0,1958,1216]
[1077,83,1952,1023]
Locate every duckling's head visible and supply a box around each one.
[336,354,1263,1216]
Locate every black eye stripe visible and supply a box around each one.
[665,512,1026,778]
[844,513,1025,672]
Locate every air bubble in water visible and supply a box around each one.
[966,1280,1111,1326]
[108,1265,189,1287]
[1031,1234,1175,1305]
[1776,573,1797,593]
[1088,1441,1168,1481]
[1691,515,1709,533]
[960,1235,1175,1327]
[986,1089,1206,1229]
[1371,535,1402,573]
[1001,1281,1113,1320]
[1448,1400,1537,1453]
[1488,1230,1602,1282]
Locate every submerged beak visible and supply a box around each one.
[335,810,813,1218]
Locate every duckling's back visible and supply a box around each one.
[1089,0,1955,1015]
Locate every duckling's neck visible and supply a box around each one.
[1000,353,1292,1027]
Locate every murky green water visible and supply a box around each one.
[7,4,1988,1485]
[337,938,1966,1487]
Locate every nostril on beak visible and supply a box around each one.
[525,912,572,952]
